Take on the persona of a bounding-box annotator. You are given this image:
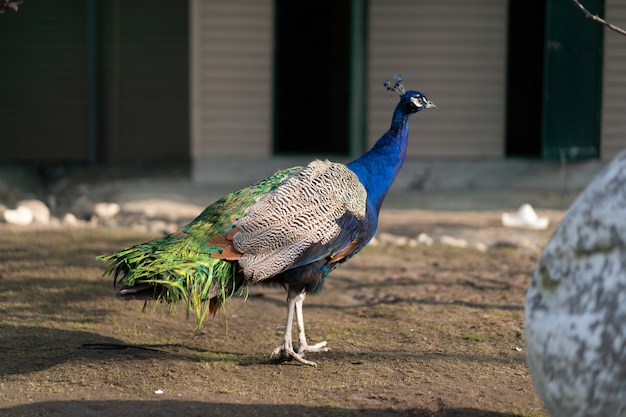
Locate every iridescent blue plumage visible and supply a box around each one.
[347,85,436,214]
[98,78,435,366]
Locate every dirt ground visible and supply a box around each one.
[0,208,562,417]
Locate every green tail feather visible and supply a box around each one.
[97,166,301,331]
[97,239,238,330]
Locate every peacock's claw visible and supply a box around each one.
[297,340,330,355]
[270,345,319,367]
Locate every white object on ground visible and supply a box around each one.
[4,206,34,225]
[415,232,434,246]
[17,199,50,224]
[439,235,468,248]
[92,202,120,220]
[501,204,549,230]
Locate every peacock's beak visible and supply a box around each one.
[425,100,437,109]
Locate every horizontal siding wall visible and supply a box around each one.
[368,0,508,158]
[601,0,626,159]
[191,0,273,158]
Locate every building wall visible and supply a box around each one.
[190,0,273,159]
[366,0,509,158]
[187,0,626,182]
[0,1,189,164]
[0,2,89,161]
[601,0,626,159]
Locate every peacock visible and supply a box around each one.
[97,77,435,366]
[525,149,626,416]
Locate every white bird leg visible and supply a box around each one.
[270,290,324,367]
[295,292,329,355]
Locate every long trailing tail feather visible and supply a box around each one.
[97,234,242,332]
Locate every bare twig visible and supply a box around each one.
[0,0,22,14]
[572,0,626,37]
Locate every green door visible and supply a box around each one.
[542,0,604,160]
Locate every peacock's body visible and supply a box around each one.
[98,77,435,366]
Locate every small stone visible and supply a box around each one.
[147,220,171,234]
[415,232,434,246]
[474,242,489,252]
[17,199,50,224]
[93,202,120,220]
[62,212,81,226]
[4,206,33,225]
[439,235,468,248]
[502,203,549,230]
[377,232,411,246]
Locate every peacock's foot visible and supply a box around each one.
[297,340,330,355]
[270,344,320,367]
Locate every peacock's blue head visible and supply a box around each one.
[384,76,436,115]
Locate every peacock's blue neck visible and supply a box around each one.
[346,106,411,213]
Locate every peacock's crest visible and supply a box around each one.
[384,75,405,96]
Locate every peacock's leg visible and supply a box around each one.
[270,290,319,366]
[295,292,329,355]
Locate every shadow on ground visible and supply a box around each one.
[0,400,531,417]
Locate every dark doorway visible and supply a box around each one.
[274,0,351,156]
[505,0,546,158]
[99,0,189,163]
[540,0,603,160]
[506,0,604,160]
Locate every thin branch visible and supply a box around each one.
[0,0,22,14]
[572,0,626,37]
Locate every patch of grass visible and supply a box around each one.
[464,332,486,342]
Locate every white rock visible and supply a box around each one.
[93,202,120,220]
[473,242,489,252]
[147,220,179,234]
[525,149,626,417]
[120,199,202,221]
[502,203,549,230]
[415,232,434,246]
[377,232,411,246]
[4,206,33,225]
[439,235,468,248]
[17,199,50,224]
[62,212,81,226]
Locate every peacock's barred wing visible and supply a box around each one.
[233,160,367,281]
[97,166,302,330]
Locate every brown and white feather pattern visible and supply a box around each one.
[234,159,367,282]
